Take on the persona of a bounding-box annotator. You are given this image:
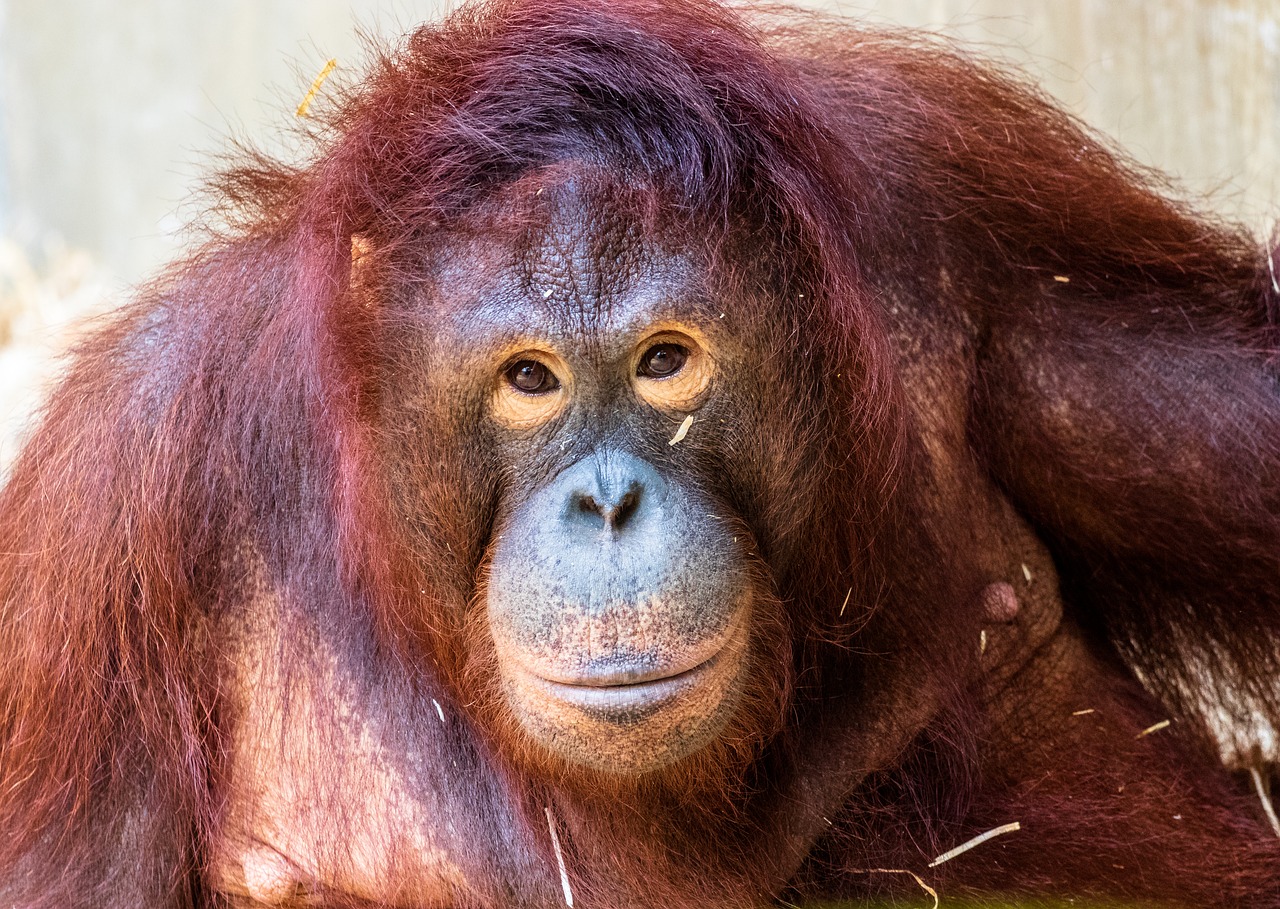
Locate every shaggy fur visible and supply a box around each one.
[2,1,1279,907]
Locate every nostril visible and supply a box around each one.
[557,453,663,532]
[612,488,641,528]
[572,486,643,529]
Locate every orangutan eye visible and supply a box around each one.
[505,359,560,395]
[637,343,688,379]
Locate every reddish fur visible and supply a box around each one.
[2,1,1280,907]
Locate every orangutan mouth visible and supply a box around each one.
[532,655,720,711]
[514,609,749,716]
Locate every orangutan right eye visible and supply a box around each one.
[506,360,560,395]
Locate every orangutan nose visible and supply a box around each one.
[561,451,667,534]
[574,486,641,529]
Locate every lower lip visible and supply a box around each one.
[531,657,715,711]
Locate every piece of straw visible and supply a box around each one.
[668,414,693,446]
[928,821,1022,868]
[296,59,337,117]
[860,869,938,909]
[545,807,574,907]
[1249,766,1280,838]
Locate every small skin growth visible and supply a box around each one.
[3,1,1280,907]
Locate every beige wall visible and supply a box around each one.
[2,0,1277,283]
[843,0,1279,235]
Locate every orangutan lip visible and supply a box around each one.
[561,654,715,690]
[532,657,715,710]
[567,658,715,688]
[502,605,750,712]
[512,628,737,712]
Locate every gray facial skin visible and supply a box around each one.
[391,173,766,774]
[487,448,752,771]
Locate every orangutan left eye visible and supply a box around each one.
[637,344,688,379]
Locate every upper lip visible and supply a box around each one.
[520,608,746,690]
[523,658,715,711]
[552,657,715,688]
[500,599,750,697]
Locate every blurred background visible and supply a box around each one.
[0,0,1278,468]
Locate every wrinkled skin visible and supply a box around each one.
[411,180,766,773]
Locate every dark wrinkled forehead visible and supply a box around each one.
[425,167,719,333]
[516,171,657,318]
